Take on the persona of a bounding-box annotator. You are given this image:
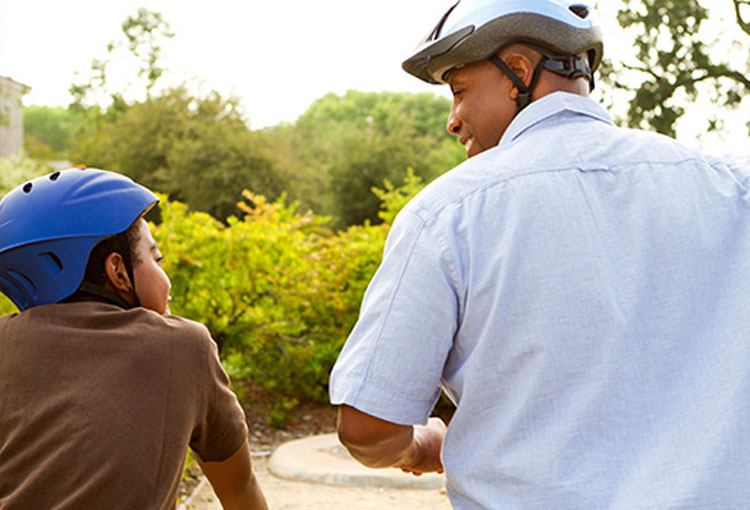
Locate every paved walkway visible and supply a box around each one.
[181,433,451,510]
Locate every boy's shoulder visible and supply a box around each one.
[2,301,217,355]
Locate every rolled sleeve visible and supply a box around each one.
[330,209,458,425]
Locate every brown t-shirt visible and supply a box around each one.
[0,301,248,509]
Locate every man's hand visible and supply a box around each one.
[398,417,447,475]
[336,405,446,475]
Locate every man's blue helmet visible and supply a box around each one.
[0,167,158,311]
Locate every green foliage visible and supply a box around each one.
[604,0,750,137]
[264,90,464,228]
[24,133,59,161]
[69,87,283,220]
[0,294,17,316]
[372,168,426,225]
[121,8,175,99]
[151,192,388,420]
[23,105,85,156]
[0,153,55,195]
[70,7,174,108]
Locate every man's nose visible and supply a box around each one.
[446,108,461,135]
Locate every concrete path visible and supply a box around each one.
[180,433,451,510]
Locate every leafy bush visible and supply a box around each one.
[151,191,388,424]
[0,154,55,195]
[0,294,16,316]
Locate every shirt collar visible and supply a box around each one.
[499,92,614,147]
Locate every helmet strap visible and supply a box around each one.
[540,54,595,92]
[489,46,596,112]
[488,54,548,111]
[110,235,141,308]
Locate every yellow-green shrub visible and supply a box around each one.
[152,191,388,421]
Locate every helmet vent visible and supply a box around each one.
[0,269,37,309]
[7,269,36,295]
[22,183,32,193]
[38,252,64,278]
[0,274,25,309]
[569,5,590,19]
[49,171,61,181]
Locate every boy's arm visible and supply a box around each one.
[197,440,268,510]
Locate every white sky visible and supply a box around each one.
[0,0,458,127]
[0,0,747,151]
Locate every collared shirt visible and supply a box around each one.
[330,92,750,509]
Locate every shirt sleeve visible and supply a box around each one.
[330,208,459,426]
[190,335,248,463]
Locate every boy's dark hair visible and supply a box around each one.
[81,220,143,286]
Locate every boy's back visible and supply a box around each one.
[0,301,247,509]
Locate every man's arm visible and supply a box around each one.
[197,440,268,510]
[336,404,446,474]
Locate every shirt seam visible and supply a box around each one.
[352,214,428,405]
[412,155,710,227]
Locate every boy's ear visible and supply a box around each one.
[103,252,134,294]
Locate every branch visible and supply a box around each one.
[677,67,750,90]
[620,62,660,80]
[734,0,750,36]
[277,334,313,345]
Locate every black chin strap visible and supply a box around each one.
[489,54,548,111]
[488,49,595,112]
[109,237,141,308]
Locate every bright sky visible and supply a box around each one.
[0,0,746,151]
[0,0,459,127]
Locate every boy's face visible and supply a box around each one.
[132,219,171,315]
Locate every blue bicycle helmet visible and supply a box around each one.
[0,167,158,311]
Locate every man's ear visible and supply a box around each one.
[503,52,536,100]
[103,252,134,294]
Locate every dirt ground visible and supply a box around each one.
[180,403,453,509]
[183,456,452,510]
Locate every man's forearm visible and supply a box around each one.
[338,418,416,468]
[336,405,446,473]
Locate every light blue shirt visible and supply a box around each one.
[330,92,750,509]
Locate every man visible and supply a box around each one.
[0,168,267,509]
[330,0,750,508]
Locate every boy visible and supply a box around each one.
[0,167,267,509]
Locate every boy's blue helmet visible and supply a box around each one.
[0,167,158,311]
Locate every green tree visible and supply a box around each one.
[70,8,174,109]
[604,0,750,137]
[267,90,464,227]
[23,105,85,156]
[69,87,282,220]
[0,153,54,195]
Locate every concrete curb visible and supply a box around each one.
[268,433,445,490]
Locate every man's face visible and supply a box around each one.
[131,219,171,315]
[446,59,516,158]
